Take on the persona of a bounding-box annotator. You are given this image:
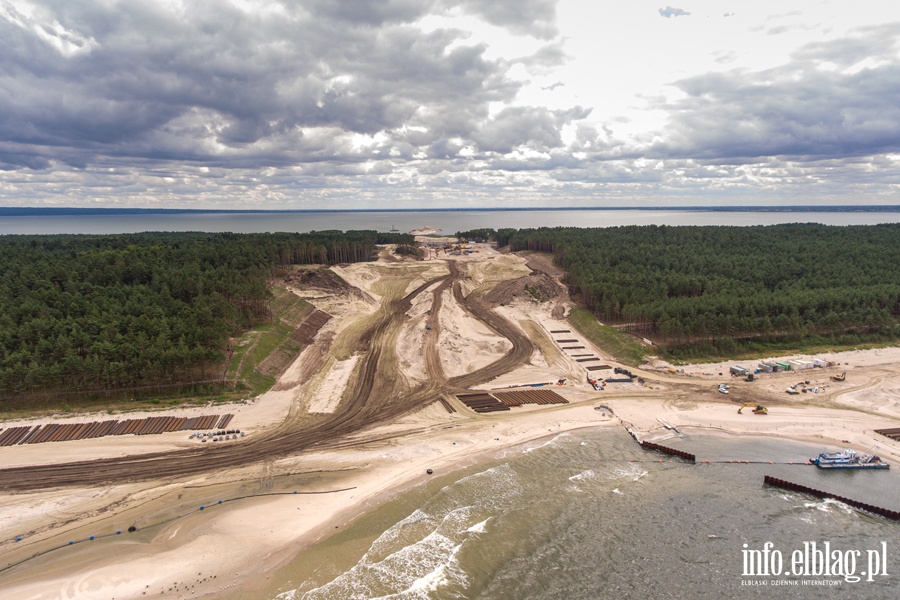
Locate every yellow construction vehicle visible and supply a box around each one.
[738,402,768,414]
[831,372,846,382]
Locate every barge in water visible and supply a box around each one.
[810,448,889,469]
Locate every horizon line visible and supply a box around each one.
[2,205,900,216]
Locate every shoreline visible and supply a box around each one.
[244,401,900,598]
[3,388,898,599]
[0,403,618,598]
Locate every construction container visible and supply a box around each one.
[729,366,748,376]
[788,360,813,371]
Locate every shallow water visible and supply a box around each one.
[262,429,899,599]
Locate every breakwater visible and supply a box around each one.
[639,440,696,462]
[763,476,900,521]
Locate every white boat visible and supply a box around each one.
[810,448,889,469]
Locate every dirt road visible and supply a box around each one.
[0,257,536,492]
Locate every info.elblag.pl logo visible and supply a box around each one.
[741,541,889,586]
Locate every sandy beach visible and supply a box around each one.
[2,246,899,599]
[409,226,443,236]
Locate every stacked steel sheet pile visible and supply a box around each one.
[0,414,228,446]
[438,398,457,413]
[79,421,119,439]
[179,416,203,431]
[194,414,221,430]
[109,419,142,436]
[178,414,220,431]
[132,416,187,435]
[0,426,35,447]
[27,423,80,444]
[456,392,509,413]
[493,389,569,406]
[875,427,900,441]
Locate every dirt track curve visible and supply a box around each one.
[0,258,535,492]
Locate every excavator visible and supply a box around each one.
[738,402,768,415]
[831,372,846,382]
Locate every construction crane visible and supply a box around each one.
[738,402,768,414]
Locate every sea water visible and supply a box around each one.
[262,429,899,599]
[1,208,899,235]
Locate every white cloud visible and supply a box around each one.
[1,1,900,207]
[0,0,99,57]
[658,6,690,19]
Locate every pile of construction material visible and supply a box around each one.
[437,398,457,413]
[191,429,244,442]
[876,428,900,442]
[456,393,510,413]
[493,390,568,406]
[0,413,234,447]
[605,367,636,383]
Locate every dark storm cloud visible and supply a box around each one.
[649,25,900,162]
[0,152,51,171]
[0,0,565,174]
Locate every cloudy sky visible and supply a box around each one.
[2,0,899,209]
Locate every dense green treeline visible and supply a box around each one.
[460,224,900,357]
[456,228,517,246]
[0,230,408,403]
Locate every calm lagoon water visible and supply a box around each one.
[1,209,898,235]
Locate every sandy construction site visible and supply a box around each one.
[1,244,899,598]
